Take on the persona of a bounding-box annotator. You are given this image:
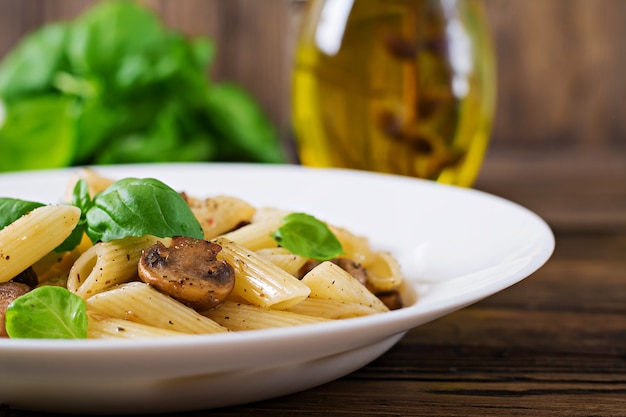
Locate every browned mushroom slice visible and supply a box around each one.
[138,237,235,310]
[0,282,31,337]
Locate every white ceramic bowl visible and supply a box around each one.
[0,163,554,414]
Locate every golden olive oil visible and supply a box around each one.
[292,0,495,186]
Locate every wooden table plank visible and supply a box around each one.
[474,149,626,231]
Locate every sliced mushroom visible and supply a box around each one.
[0,282,31,337]
[138,236,235,309]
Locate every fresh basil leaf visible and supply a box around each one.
[272,213,344,261]
[0,96,75,172]
[5,286,88,339]
[71,177,93,212]
[56,179,91,252]
[0,198,44,229]
[86,177,203,242]
[72,98,122,163]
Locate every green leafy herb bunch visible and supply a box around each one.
[0,0,286,171]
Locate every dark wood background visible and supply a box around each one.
[2,0,625,157]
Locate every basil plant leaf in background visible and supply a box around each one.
[0,23,69,100]
[0,96,75,171]
[0,0,286,172]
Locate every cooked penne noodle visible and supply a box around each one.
[186,195,256,239]
[87,282,228,334]
[302,261,389,313]
[255,247,309,277]
[220,216,283,250]
[329,225,375,266]
[0,204,80,283]
[213,237,310,310]
[67,235,164,298]
[87,311,189,339]
[202,300,331,331]
[363,251,404,293]
[286,297,382,319]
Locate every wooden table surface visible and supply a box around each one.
[4,150,625,417]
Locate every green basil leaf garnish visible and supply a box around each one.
[5,286,88,339]
[85,177,203,243]
[272,212,344,261]
[0,198,45,229]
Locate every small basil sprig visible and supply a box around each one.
[5,286,88,339]
[271,213,344,261]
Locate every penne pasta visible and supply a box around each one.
[329,225,375,266]
[185,195,256,239]
[301,261,389,313]
[363,251,404,293]
[0,204,80,283]
[87,282,228,334]
[219,215,283,251]
[202,300,331,331]
[87,311,189,339]
[255,247,310,277]
[67,235,164,298]
[213,237,310,310]
[286,297,382,319]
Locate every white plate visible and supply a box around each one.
[0,163,554,414]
